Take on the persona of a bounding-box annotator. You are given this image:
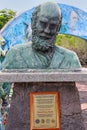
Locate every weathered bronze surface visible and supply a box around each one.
[2,2,81,70]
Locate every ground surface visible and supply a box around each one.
[76,82,87,130]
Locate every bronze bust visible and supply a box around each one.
[2,2,81,70]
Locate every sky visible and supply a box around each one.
[0,0,87,13]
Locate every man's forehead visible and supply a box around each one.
[39,16,59,24]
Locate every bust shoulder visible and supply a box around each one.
[56,46,76,56]
[9,42,32,51]
[2,43,33,69]
[55,46,81,62]
[50,46,81,69]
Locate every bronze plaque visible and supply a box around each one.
[30,92,60,130]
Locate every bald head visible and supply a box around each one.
[31,2,62,34]
[40,2,61,19]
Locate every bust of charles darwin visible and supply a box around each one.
[2,2,81,70]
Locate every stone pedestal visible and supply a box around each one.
[6,82,85,130]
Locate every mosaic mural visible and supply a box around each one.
[0,4,87,51]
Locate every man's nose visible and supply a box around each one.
[44,25,50,34]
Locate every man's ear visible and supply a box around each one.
[57,15,62,33]
[31,17,33,29]
[56,16,62,33]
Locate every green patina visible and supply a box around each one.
[2,2,81,70]
[2,43,81,69]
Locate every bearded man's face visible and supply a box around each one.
[32,16,58,52]
[32,3,62,52]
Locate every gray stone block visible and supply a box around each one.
[6,82,85,130]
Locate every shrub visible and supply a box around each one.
[56,34,87,66]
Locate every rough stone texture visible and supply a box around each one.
[6,82,85,130]
[0,68,87,82]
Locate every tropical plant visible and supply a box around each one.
[0,9,16,29]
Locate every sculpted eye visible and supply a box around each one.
[50,24,56,29]
[40,21,47,28]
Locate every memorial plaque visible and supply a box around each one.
[30,92,60,130]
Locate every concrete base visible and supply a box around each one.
[6,82,85,130]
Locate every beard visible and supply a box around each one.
[32,34,56,52]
